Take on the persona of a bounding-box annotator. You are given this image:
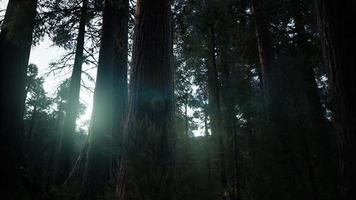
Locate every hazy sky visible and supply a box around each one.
[29,38,97,132]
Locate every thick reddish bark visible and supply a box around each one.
[118,0,174,199]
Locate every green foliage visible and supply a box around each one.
[21,64,87,199]
[4,0,338,199]
[24,64,53,118]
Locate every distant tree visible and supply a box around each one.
[23,64,52,151]
[204,3,228,194]
[55,0,88,185]
[216,2,241,197]
[22,64,55,199]
[20,69,88,199]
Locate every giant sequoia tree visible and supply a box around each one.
[0,0,38,198]
[118,0,174,199]
[314,1,356,199]
[1,0,355,199]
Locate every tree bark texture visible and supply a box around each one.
[118,0,174,199]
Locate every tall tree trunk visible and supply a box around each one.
[63,137,89,186]
[184,95,189,136]
[26,104,38,151]
[250,0,273,86]
[203,108,213,188]
[204,108,209,137]
[251,0,303,198]
[0,0,37,198]
[118,0,174,199]
[112,0,129,181]
[207,22,228,191]
[289,2,335,198]
[55,0,87,185]
[220,43,240,199]
[314,1,356,199]
[78,0,117,198]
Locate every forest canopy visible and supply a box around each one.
[0,0,355,200]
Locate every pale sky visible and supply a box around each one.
[29,38,97,133]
